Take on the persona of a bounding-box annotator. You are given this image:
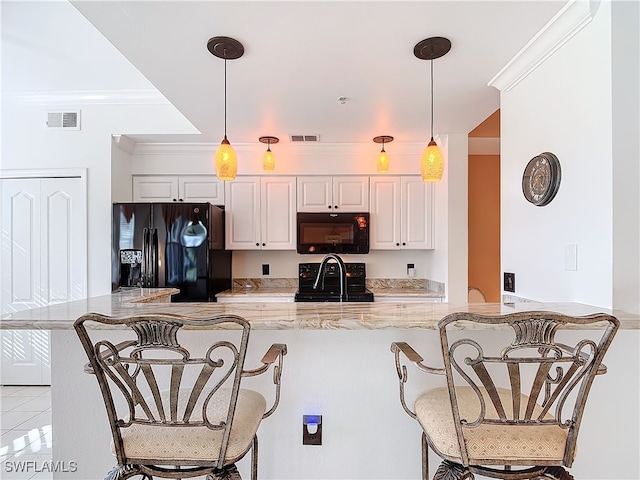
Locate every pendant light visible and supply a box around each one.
[373,136,393,173]
[259,136,279,171]
[414,37,451,182]
[208,36,244,181]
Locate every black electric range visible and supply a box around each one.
[295,261,374,302]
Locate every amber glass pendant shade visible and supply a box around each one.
[420,138,444,182]
[377,150,390,172]
[215,137,237,181]
[263,148,275,171]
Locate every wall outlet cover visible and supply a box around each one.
[504,272,515,292]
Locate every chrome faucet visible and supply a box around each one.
[313,253,348,302]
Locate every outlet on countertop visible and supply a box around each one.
[262,264,270,275]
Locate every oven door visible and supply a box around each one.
[296,213,369,254]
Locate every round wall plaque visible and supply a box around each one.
[522,152,561,206]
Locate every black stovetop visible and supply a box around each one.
[294,289,374,303]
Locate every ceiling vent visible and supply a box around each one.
[289,134,319,142]
[46,110,81,130]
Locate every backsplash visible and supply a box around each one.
[233,278,298,289]
[233,277,444,294]
[367,278,445,294]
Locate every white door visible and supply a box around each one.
[1,177,86,385]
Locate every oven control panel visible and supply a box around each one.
[298,262,367,292]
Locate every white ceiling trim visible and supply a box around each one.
[112,135,137,154]
[131,141,435,157]
[489,0,600,92]
[4,89,169,105]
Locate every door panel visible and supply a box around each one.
[1,177,85,385]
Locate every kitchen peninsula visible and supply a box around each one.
[1,290,638,480]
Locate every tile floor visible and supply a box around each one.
[0,386,53,479]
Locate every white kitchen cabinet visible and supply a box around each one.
[225,176,296,250]
[297,176,369,212]
[133,175,224,204]
[369,176,434,249]
[1,177,86,385]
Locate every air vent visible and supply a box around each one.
[289,134,319,142]
[46,111,81,130]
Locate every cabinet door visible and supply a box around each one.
[333,176,369,211]
[369,177,401,249]
[297,176,332,212]
[179,176,224,205]
[261,177,296,250]
[401,177,434,249]
[133,176,179,202]
[225,177,261,249]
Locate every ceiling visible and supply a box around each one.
[6,1,567,146]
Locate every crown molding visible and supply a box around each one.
[112,135,137,154]
[4,89,170,105]
[131,141,432,156]
[488,0,600,92]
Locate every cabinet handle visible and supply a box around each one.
[334,205,338,209]
[262,243,266,247]
[179,198,184,202]
[402,242,406,246]
[328,205,332,209]
[172,199,177,202]
[396,243,400,246]
[256,243,260,246]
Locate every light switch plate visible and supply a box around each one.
[564,244,578,271]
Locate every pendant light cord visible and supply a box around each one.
[224,55,228,138]
[430,58,434,140]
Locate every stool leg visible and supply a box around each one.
[251,435,258,480]
[421,432,429,480]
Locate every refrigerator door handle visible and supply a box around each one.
[151,228,159,287]
[142,227,150,287]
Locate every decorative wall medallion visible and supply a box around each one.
[522,152,561,206]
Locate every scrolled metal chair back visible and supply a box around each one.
[75,312,251,469]
[438,311,619,467]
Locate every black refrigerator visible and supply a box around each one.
[112,202,232,302]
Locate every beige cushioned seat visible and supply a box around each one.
[415,386,568,463]
[112,388,266,463]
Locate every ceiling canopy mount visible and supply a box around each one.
[207,36,244,60]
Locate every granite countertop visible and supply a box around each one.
[1,288,638,331]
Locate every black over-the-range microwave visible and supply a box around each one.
[296,212,369,254]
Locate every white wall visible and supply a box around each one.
[0,101,199,297]
[611,0,640,315]
[501,2,613,307]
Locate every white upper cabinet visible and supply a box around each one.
[370,176,434,250]
[133,175,224,204]
[297,176,369,212]
[225,176,296,250]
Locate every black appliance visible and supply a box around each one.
[296,212,369,254]
[112,203,231,302]
[295,261,374,302]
